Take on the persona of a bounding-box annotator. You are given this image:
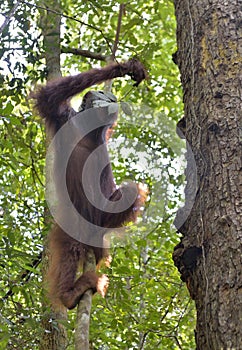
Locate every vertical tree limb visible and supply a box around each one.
[111,3,125,61]
[0,1,21,35]
[74,249,96,350]
[104,3,125,92]
[38,1,68,349]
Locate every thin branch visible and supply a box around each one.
[104,3,125,92]
[0,1,22,34]
[74,249,96,350]
[22,0,113,54]
[61,46,107,61]
[1,253,42,301]
[111,3,125,60]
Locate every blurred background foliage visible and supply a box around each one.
[0,0,195,349]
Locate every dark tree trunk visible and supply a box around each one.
[172,0,242,349]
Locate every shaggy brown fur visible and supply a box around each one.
[32,60,147,309]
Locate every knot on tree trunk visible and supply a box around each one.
[173,243,202,299]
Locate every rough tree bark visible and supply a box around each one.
[173,0,242,349]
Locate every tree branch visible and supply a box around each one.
[61,47,107,61]
[111,3,125,60]
[1,253,42,301]
[0,0,22,35]
[22,1,113,54]
[104,3,125,92]
[74,249,96,350]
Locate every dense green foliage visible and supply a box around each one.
[0,0,195,349]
